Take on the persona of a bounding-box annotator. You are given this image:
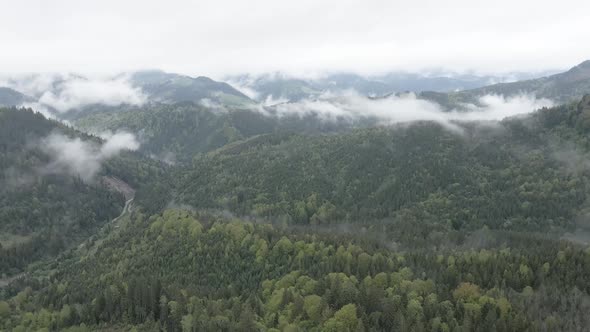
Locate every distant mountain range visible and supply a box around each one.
[226,70,560,103]
[0,61,588,113]
[420,60,590,108]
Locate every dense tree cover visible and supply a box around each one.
[1,209,589,331]
[0,108,126,275]
[71,102,373,163]
[174,98,590,234]
[0,108,169,275]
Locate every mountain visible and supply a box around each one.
[227,71,555,103]
[174,100,590,233]
[423,60,590,107]
[0,107,169,277]
[314,72,504,95]
[0,108,125,275]
[4,207,588,331]
[70,102,377,163]
[130,70,254,106]
[0,87,32,106]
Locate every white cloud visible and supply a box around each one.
[225,78,260,100]
[0,73,61,97]
[41,131,140,181]
[267,91,553,133]
[198,98,225,110]
[38,77,146,112]
[98,131,140,157]
[453,95,554,121]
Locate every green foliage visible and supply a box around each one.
[4,96,590,331]
[2,209,589,331]
[176,105,590,234]
[0,108,124,274]
[72,102,370,163]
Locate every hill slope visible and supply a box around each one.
[174,97,590,235]
[2,208,589,331]
[130,70,253,107]
[71,103,373,163]
[0,108,125,275]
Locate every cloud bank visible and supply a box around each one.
[38,77,146,112]
[0,73,60,98]
[40,131,139,181]
[264,91,553,132]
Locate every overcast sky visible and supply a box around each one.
[1,0,589,78]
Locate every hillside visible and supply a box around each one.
[172,98,590,236]
[0,108,125,275]
[2,97,590,331]
[0,108,170,276]
[2,208,589,331]
[129,70,253,107]
[71,103,374,163]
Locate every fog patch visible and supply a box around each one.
[263,95,290,106]
[261,91,552,134]
[40,131,139,182]
[150,151,177,165]
[0,73,60,98]
[1,167,36,190]
[226,78,260,100]
[199,98,227,111]
[38,77,146,112]
[457,94,553,121]
[551,145,590,175]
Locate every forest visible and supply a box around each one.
[1,209,589,331]
[1,96,590,331]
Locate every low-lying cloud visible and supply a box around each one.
[263,91,553,132]
[38,76,146,112]
[0,73,59,98]
[40,131,139,181]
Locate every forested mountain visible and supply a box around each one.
[2,208,589,331]
[421,60,590,108]
[169,97,590,237]
[227,71,554,103]
[129,70,253,106]
[0,108,124,276]
[70,103,375,163]
[0,108,168,277]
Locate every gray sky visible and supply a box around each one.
[1,0,589,77]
